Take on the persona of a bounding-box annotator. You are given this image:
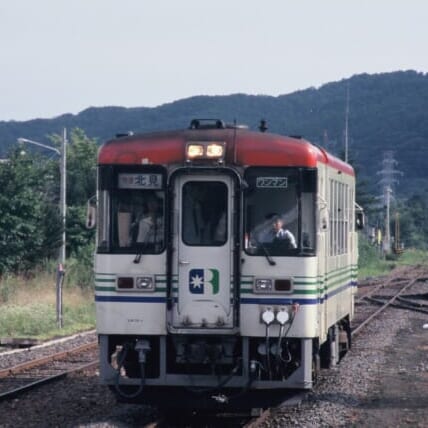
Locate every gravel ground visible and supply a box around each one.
[260,279,428,427]
[0,278,427,427]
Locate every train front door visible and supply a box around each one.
[170,174,235,330]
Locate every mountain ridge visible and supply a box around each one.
[1,70,427,196]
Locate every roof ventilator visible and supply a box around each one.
[189,119,226,130]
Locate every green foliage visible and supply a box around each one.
[65,248,95,289]
[396,191,428,250]
[0,150,60,274]
[358,232,428,279]
[0,300,95,338]
[0,128,97,275]
[0,268,95,339]
[358,235,390,278]
[49,128,98,205]
[395,248,428,266]
[0,303,57,336]
[0,274,16,303]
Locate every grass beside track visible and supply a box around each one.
[358,244,428,279]
[0,270,95,340]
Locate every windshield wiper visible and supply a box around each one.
[260,242,276,266]
[250,235,276,266]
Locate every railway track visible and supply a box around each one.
[352,264,428,337]
[0,341,98,402]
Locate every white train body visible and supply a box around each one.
[94,119,359,409]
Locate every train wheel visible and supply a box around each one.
[320,325,339,368]
[339,318,352,360]
[312,352,321,385]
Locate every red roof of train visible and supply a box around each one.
[98,128,354,176]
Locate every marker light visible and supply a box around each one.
[117,277,134,289]
[276,310,290,325]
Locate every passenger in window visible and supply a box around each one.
[214,210,227,242]
[135,193,163,245]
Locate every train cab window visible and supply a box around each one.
[182,181,227,246]
[244,168,316,257]
[96,167,166,254]
[112,189,165,253]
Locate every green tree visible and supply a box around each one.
[397,191,428,250]
[0,150,61,274]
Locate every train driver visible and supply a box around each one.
[261,216,297,248]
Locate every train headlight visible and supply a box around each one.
[185,141,226,162]
[254,278,273,292]
[187,144,204,158]
[206,143,224,158]
[136,276,154,291]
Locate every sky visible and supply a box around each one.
[1,0,428,122]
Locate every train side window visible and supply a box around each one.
[301,192,316,251]
[300,169,316,252]
[97,190,110,251]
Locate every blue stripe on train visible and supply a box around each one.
[95,281,354,304]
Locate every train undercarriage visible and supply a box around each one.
[99,317,351,409]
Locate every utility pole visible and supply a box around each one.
[376,151,403,255]
[57,128,67,328]
[60,128,67,266]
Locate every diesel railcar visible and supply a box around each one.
[93,119,361,409]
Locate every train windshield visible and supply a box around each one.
[112,189,165,253]
[244,167,316,256]
[98,168,166,254]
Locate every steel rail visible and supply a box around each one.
[355,265,417,304]
[352,275,422,337]
[0,341,97,378]
[0,342,98,402]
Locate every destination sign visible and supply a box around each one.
[118,173,163,189]
[256,176,288,188]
